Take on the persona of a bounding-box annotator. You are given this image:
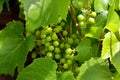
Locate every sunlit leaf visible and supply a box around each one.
[0,21,35,76]
[17,58,57,80]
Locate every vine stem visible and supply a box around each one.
[68,4,83,40]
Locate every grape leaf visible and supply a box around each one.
[85,26,103,39]
[94,0,109,12]
[57,71,75,80]
[17,58,57,80]
[76,58,112,80]
[106,5,120,33]
[0,21,35,76]
[95,11,108,27]
[22,0,70,32]
[101,32,119,59]
[111,50,120,74]
[114,0,120,10]
[76,38,97,63]
[114,73,120,80]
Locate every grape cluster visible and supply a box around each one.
[32,20,80,71]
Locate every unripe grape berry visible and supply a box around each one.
[31,52,37,58]
[78,2,83,9]
[54,47,60,53]
[52,33,58,40]
[46,27,52,34]
[90,12,97,17]
[77,14,84,21]
[46,36,52,42]
[60,58,66,63]
[53,41,59,46]
[41,34,46,39]
[87,17,95,24]
[45,42,50,47]
[57,17,62,23]
[78,21,85,27]
[67,38,73,44]
[60,21,65,26]
[63,63,69,69]
[65,48,73,54]
[35,30,40,37]
[62,30,68,36]
[67,59,72,65]
[48,45,54,51]
[64,54,70,59]
[55,53,61,59]
[71,34,77,39]
[65,43,70,49]
[60,43,65,49]
[46,52,53,58]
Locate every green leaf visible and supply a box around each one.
[94,0,109,12]
[106,5,120,33]
[57,71,75,80]
[111,50,120,74]
[17,58,57,80]
[101,32,119,59]
[22,0,70,32]
[76,58,112,80]
[95,11,108,27]
[114,0,120,10]
[76,38,97,63]
[85,26,103,39]
[114,73,120,80]
[0,21,35,76]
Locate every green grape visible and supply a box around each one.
[60,43,65,49]
[65,43,70,49]
[90,11,97,17]
[74,38,80,44]
[70,54,75,60]
[65,48,73,54]
[48,45,54,51]
[41,34,46,39]
[71,34,77,39]
[57,17,62,23]
[54,47,60,53]
[55,53,61,59]
[67,38,73,44]
[62,30,68,36]
[46,36,52,42]
[60,21,65,26]
[64,54,70,59]
[52,33,58,40]
[63,63,69,69]
[75,67,80,74]
[31,52,37,58]
[87,17,95,24]
[41,39,47,44]
[46,27,52,34]
[54,25,62,33]
[77,2,83,9]
[40,48,48,55]
[77,14,84,21]
[45,42,50,47]
[67,59,72,65]
[35,30,40,37]
[60,58,66,63]
[46,52,53,58]
[53,41,59,47]
[78,21,85,27]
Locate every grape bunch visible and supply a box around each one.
[31,0,97,74]
[32,20,81,71]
